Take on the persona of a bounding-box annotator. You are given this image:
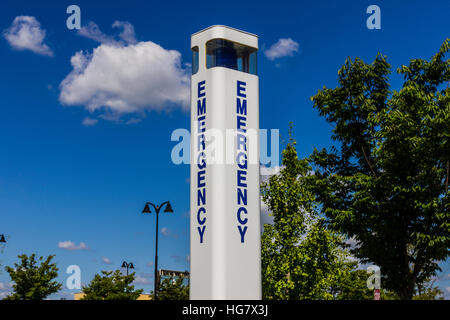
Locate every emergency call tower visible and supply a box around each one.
[190,26,261,299]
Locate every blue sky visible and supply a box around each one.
[0,0,449,299]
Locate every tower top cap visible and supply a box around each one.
[191,25,258,49]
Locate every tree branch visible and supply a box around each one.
[361,144,378,178]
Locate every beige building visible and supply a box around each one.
[73,293,152,300]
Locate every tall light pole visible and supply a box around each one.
[142,201,173,300]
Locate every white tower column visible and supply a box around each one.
[190,25,261,300]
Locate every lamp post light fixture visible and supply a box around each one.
[121,261,134,276]
[142,201,174,300]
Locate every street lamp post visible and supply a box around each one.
[121,261,134,276]
[142,201,173,300]
[0,234,7,254]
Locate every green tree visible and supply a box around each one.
[309,39,450,299]
[412,276,445,300]
[413,286,444,300]
[157,276,189,300]
[328,262,373,300]
[81,270,143,300]
[261,132,351,299]
[4,253,62,300]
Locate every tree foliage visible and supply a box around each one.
[4,253,61,300]
[81,270,143,300]
[261,131,354,299]
[309,39,450,299]
[157,276,189,300]
[328,262,373,300]
[412,285,444,300]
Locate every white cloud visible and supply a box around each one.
[170,255,188,263]
[0,282,12,291]
[3,16,53,56]
[78,21,137,46]
[260,199,274,233]
[161,227,170,237]
[125,118,141,125]
[58,240,88,251]
[159,226,178,239]
[111,21,137,45]
[346,237,361,249]
[78,21,113,44]
[264,38,299,61]
[260,165,282,183]
[260,166,279,232]
[0,291,11,299]
[101,257,112,264]
[445,286,450,300]
[59,21,189,122]
[81,117,98,126]
[133,274,151,285]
